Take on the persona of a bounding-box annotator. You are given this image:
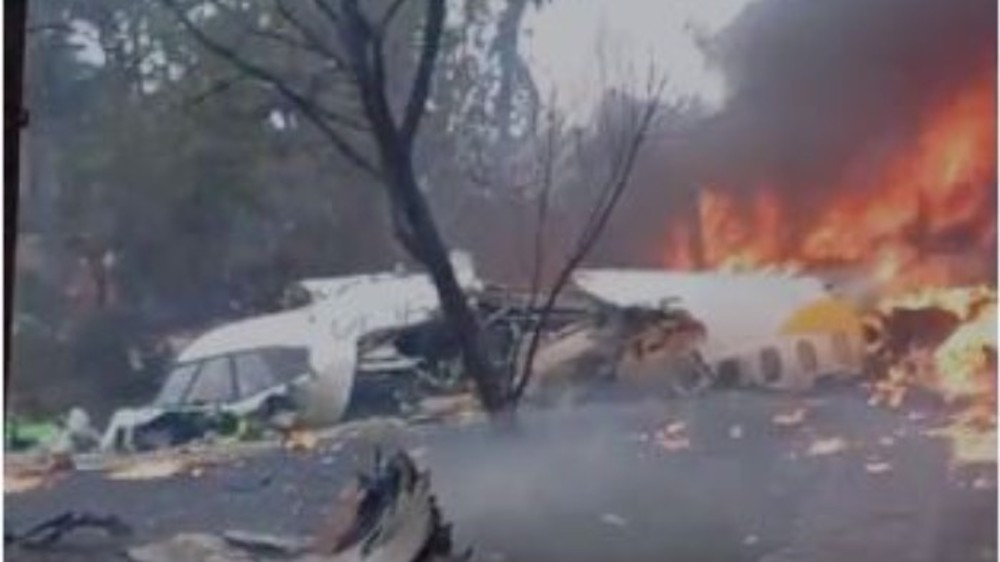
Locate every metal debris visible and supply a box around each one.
[600,513,629,528]
[128,533,245,562]
[4,453,74,494]
[805,437,848,457]
[312,449,463,561]
[105,456,190,481]
[772,408,807,427]
[222,530,311,557]
[729,425,744,439]
[653,422,691,451]
[7,511,131,549]
[864,461,893,474]
[125,449,466,562]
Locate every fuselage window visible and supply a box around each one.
[796,340,819,372]
[760,347,782,383]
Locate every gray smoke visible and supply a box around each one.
[695,0,995,204]
[592,0,996,266]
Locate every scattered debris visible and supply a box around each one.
[408,446,430,461]
[105,456,189,481]
[312,449,462,561]
[283,429,320,452]
[5,418,60,452]
[805,437,847,457]
[125,450,465,562]
[7,511,131,549]
[878,436,896,447]
[654,422,691,451]
[4,453,74,494]
[5,473,47,495]
[772,408,807,427]
[864,461,893,474]
[128,533,239,562]
[971,477,995,490]
[600,513,629,528]
[665,421,686,434]
[925,420,998,467]
[868,364,912,409]
[414,394,480,423]
[222,530,310,557]
[49,408,103,455]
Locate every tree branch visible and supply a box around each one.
[511,93,660,403]
[339,0,402,146]
[178,72,249,110]
[160,0,380,177]
[274,0,350,70]
[378,0,411,35]
[311,0,342,27]
[400,0,445,146]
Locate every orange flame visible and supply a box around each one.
[664,72,997,288]
[661,72,997,465]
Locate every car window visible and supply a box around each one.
[154,362,199,406]
[233,352,279,397]
[185,356,236,404]
[260,347,312,383]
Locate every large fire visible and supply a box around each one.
[665,72,996,280]
[662,72,997,465]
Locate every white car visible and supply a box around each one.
[100,343,322,451]
[101,252,481,451]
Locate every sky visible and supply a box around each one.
[524,0,753,121]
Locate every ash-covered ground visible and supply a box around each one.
[5,386,996,562]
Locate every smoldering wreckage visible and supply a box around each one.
[33,252,869,455]
[6,251,994,562]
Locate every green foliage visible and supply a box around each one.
[20,0,550,326]
[23,0,398,324]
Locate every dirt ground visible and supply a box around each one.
[5,386,996,562]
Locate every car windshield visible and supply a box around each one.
[256,347,312,384]
[154,346,310,406]
[153,362,199,407]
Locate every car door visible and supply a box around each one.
[230,350,283,412]
[182,355,237,410]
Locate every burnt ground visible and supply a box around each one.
[5,386,997,562]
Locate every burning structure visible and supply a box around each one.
[637,0,998,466]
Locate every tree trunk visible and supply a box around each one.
[381,147,508,413]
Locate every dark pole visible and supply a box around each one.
[5,0,29,403]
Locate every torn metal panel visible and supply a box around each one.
[573,269,841,355]
[123,450,464,562]
[572,269,867,391]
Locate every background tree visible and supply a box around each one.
[160,0,512,412]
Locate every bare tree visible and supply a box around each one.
[449,63,665,404]
[510,77,665,403]
[160,0,507,412]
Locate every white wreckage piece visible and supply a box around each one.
[312,450,461,562]
[126,450,464,562]
[519,299,710,402]
[571,269,867,392]
[101,253,483,451]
